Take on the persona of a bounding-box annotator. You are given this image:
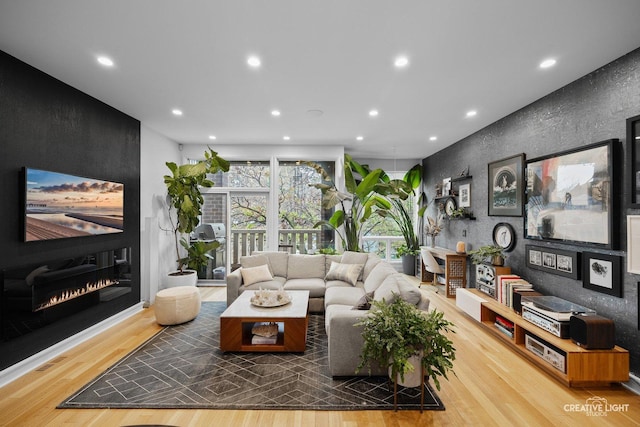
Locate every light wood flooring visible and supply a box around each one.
[0,282,639,427]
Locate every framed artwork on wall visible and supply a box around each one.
[627,215,640,274]
[493,222,516,252]
[582,252,622,297]
[488,153,525,216]
[458,183,471,208]
[524,139,619,249]
[627,114,640,208]
[525,244,580,280]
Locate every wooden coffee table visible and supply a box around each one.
[220,290,309,352]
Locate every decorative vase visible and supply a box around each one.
[430,235,436,248]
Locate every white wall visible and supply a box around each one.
[140,125,181,302]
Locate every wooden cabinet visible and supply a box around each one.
[419,246,467,298]
[457,289,629,387]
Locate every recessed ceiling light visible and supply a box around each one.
[96,56,114,67]
[356,136,364,141]
[369,109,379,117]
[429,136,437,141]
[172,109,183,116]
[247,56,261,68]
[540,58,557,69]
[466,110,477,118]
[209,135,217,140]
[271,110,281,117]
[394,56,409,68]
[283,136,291,141]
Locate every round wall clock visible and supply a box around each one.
[493,222,516,252]
[444,197,457,217]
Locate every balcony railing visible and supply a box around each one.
[230,230,403,266]
[231,229,321,265]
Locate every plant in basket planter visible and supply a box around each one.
[163,148,229,285]
[468,244,506,266]
[355,297,456,391]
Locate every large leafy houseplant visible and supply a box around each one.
[356,298,456,391]
[378,163,428,254]
[306,155,392,252]
[164,148,230,273]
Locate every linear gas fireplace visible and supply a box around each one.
[1,247,133,344]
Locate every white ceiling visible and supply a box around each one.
[1,1,640,160]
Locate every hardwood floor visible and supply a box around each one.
[1,283,638,426]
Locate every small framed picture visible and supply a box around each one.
[442,177,452,196]
[627,215,640,274]
[543,252,557,269]
[526,245,580,280]
[582,252,622,297]
[459,183,471,208]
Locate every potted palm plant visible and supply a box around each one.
[378,163,428,275]
[306,154,391,252]
[164,147,229,286]
[356,298,456,391]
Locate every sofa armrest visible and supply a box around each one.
[417,293,430,311]
[226,267,243,306]
[327,309,386,377]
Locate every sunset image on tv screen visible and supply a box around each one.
[25,168,124,241]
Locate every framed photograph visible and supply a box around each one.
[488,153,525,216]
[627,114,640,208]
[524,139,619,249]
[582,252,622,297]
[459,183,471,207]
[525,244,580,280]
[627,215,640,274]
[442,177,452,196]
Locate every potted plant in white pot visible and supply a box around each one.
[356,298,456,391]
[163,147,229,287]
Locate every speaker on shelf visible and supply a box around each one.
[569,314,615,349]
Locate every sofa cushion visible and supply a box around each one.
[325,286,366,307]
[240,264,274,286]
[287,254,325,279]
[373,275,400,303]
[283,278,326,298]
[341,251,369,280]
[393,273,422,306]
[325,262,363,286]
[362,253,383,281]
[325,279,363,289]
[363,262,398,294]
[352,292,374,310]
[240,277,286,292]
[253,251,289,277]
[240,254,273,275]
[324,254,342,274]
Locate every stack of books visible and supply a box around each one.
[494,315,515,338]
[496,274,532,308]
[251,322,278,345]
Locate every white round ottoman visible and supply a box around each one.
[154,286,201,325]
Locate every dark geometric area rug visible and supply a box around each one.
[59,302,444,411]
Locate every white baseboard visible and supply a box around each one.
[622,373,640,396]
[0,302,144,388]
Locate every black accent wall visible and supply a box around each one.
[0,51,141,369]
[423,47,640,376]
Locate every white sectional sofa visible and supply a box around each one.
[226,251,430,376]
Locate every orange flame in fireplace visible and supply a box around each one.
[34,278,120,312]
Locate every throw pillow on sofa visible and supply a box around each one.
[363,262,398,294]
[240,254,273,275]
[373,275,400,303]
[241,264,274,286]
[341,251,369,281]
[352,291,374,310]
[325,262,364,286]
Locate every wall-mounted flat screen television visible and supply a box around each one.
[24,168,124,242]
